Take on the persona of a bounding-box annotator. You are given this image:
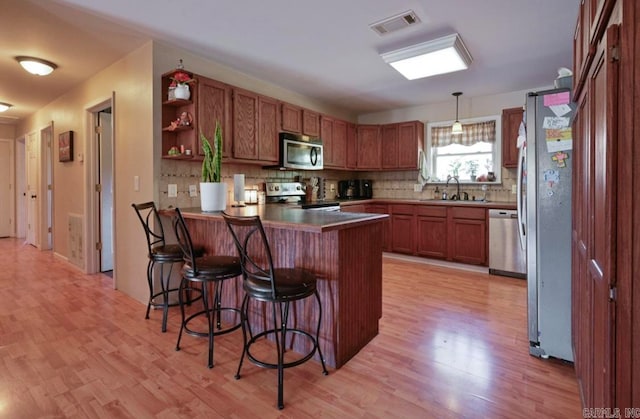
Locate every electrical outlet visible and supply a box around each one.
[189,184,198,197]
[168,184,178,198]
[413,184,422,192]
[512,185,517,194]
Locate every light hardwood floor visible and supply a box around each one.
[0,238,581,418]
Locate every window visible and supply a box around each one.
[425,115,502,183]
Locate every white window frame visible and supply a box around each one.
[425,114,502,184]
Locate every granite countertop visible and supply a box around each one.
[176,206,388,233]
[338,198,517,210]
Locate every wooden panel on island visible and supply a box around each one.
[177,206,386,369]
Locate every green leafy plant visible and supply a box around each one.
[464,160,479,176]
[200,121,222,182]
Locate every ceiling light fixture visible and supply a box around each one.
[451,92,463,135]
[0,102,12,113]
[15,56,58,76]
[380,33,472,80]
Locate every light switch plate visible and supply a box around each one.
[189,184,198,197]
[512,185,517,194]
[168,184,178,198]
[134,176,140,192]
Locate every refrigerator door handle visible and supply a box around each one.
[516,143,526,250]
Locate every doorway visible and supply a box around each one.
[26,131,38,247]
[0,140,12,237]
[96,107,114,273]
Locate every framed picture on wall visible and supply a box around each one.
[59,131,73,162]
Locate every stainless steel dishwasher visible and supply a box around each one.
[489,209,526,279]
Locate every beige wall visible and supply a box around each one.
[16,42,155,304]
[0,125,16,138]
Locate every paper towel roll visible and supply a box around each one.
[233,174,245,202]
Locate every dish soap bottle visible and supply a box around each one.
[433,186,440,200]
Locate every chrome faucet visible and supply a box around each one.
[446,175,461,200]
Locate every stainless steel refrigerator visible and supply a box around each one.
[520,88,574,362]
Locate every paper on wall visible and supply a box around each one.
[549,103,572,117]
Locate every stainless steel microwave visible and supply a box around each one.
[278,132,323,170]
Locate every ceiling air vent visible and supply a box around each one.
[370,10,421,36]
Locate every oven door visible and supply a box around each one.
[282,139,323,170]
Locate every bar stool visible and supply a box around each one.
[222,212,328,410]
[172,208,243,368]
[132,202,202,333]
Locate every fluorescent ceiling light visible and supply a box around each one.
[0,102,12,113]
[381,33,472,80]
[15,56,57,76]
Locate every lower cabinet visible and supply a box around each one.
[448,207,487,265]
[416,206,448,259]
[390,205,415,254]
[349,202,489,266]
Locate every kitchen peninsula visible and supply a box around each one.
[176,205,387,369]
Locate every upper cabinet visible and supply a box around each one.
[302,109,320,137]
[198,76,233,158]
[502,107,523,168]
[379,120,424,170]
[321,115,348,169]
[397,121,424,169]
[281,103,302,133]
[232,88,279,163]
[357,125,381,169]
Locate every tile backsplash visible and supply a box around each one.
[159,160,517,209]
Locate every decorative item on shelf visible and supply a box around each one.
[487,171,496,181]
[199,121,226,212]
[169,59,195,101]
[177,111,192,126]
[167,146,181,156]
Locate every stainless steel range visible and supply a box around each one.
[265,181,340,211]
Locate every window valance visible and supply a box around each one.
[431,120,496,147]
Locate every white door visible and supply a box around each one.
[26,132,39,247]
[15,137,26,239]
[98,111,113,271]
[0,140,11,237]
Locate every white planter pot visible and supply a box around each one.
[174,84,191,100]
[200,182,227,212]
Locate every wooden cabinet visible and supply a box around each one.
[379,121,424,170]
[571,0,629,410]
[366,204,390,251]
[448,207,487,265]
[320,115,334,167]
[398,121,424,169]
[302,109,320,137]
[390,204,415,254]
[381,124,399,169]
[281,103,302,133]
[357,125,381,169]
[232,88,279,163]
[346,122,357,169]
[332,119,348,168]
[257,95,279,163]
[501,107,523,168]
[416,206,447,259]
[161,70,197,159]
[198,76,232,158]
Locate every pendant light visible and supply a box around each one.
[451,92,463,135]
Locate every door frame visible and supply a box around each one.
[85,94,116,288]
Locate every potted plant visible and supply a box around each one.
[464,160,479,181]
[199,121,227,212]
